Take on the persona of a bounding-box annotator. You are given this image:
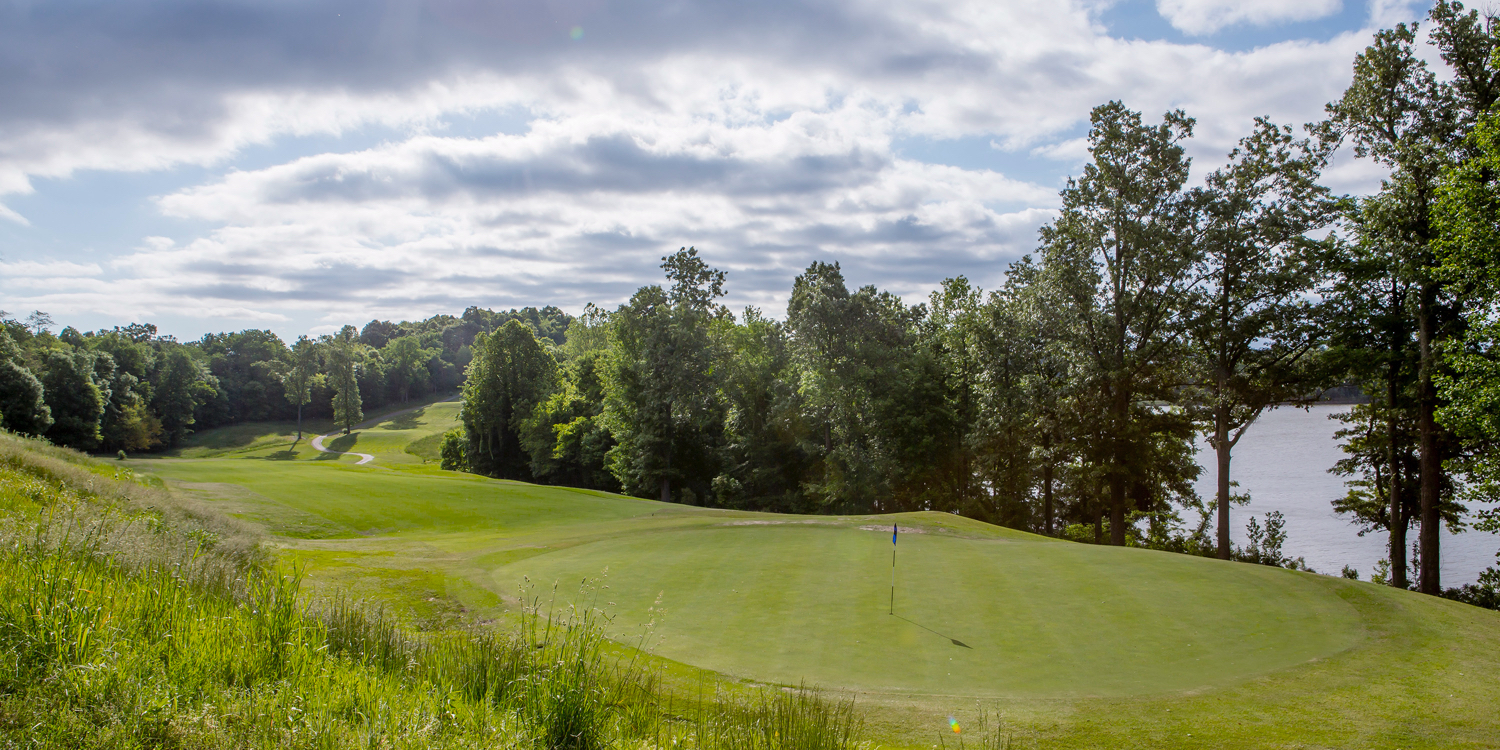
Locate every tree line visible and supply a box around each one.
[0,306,572,450]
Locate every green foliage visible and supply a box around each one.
[1186,116,1335,556]
[1036,101,1200,545]
[39,349,108,450]
[439,427,469,471]
[385,334,437,402]
[151,347,216,447]
[524,318,620,491]
[1321,0,1500,593]
[1434,110,1500,536]
[603,248,727,503]
[326,325,365,434]
[463,320,560,480]
[0,359,51,436]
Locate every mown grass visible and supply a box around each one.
[131,411,1500,748]
[0,432,867,749]
[162,396,461,467]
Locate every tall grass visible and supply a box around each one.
[0,432,865,749]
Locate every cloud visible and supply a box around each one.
[0,260,102,278]
[1156,0,1343,35]
[0,203,26,226]
[0,0,1403,333]
[123,109,1058,322]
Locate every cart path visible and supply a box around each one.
[309,394,460,466]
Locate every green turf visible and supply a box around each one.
[131,409,1500,748]
[495,523,1360,697]
[163,395,460,465]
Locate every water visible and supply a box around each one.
[1191,404,1498,586]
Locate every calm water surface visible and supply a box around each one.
[1192,404,1498,585]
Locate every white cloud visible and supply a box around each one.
[0,0,1407,333]
[0,203,27,225]
[1156,0,1343,35]
[0,260,102,278]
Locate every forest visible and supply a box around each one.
[3,3,1499,602]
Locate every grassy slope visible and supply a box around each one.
[132,413,1500,749]
[163,394,461,464]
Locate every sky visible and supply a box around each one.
[0,0,1432,340]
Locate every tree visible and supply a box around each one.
[23,311,53,336]
[1329,402,1425,573]
[1186,118,1335,559]
[151,346,216,447]
[0,327,51,435]
[604,248,727,503]
[385,335,435,403]
[712,307,810,511]
[1434,105,1500,549]
[325,325,365,434]
[1037,101,1200,546]
[522,305,619,490]
[40,349,108,450]
[1325,2,1500,592]
[462,320,559,480]
[1321,194,1424,587]
[282,336,319,439]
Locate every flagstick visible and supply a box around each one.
[890,525,896,616]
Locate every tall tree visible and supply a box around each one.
[604,248,727,503]
[1187,118,1335,559]
[325,325,365,435]
[40,349,109,450]
[282,336,319,439]
[1325,2,1500,591]
[1321,193,1423,587]
[1434,103,1500,559]
[0,327,51,435]
[151,347,215,447]
[786,261,928,512]
[523,305,618,490]
[385,335,435,403]
[713,307,811,511]
[461,320,559,480]
[1037,101,1200,546]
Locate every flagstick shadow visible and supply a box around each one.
[892,614,971,648]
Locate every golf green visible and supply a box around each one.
[493,522,1360,697]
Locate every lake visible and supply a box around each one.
[1191,404,1498,586]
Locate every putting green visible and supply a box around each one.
[493,522,1360,697]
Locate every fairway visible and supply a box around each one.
[131,410,1500,748]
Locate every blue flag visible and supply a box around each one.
[892,524,897,545]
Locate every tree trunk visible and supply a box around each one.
[296,402,303,440]
[1215,411,1232,560]
[1109,474,1126,546]
[1387,377,1407,590]
[660,447,672,503]
[1043,462,1054,536]
[1093,507,1103,544]
[1417,282,1441,594]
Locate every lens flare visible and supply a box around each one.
[570,26,584,40]
[949,716,961,733]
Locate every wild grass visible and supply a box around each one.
[0,431,864,749]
